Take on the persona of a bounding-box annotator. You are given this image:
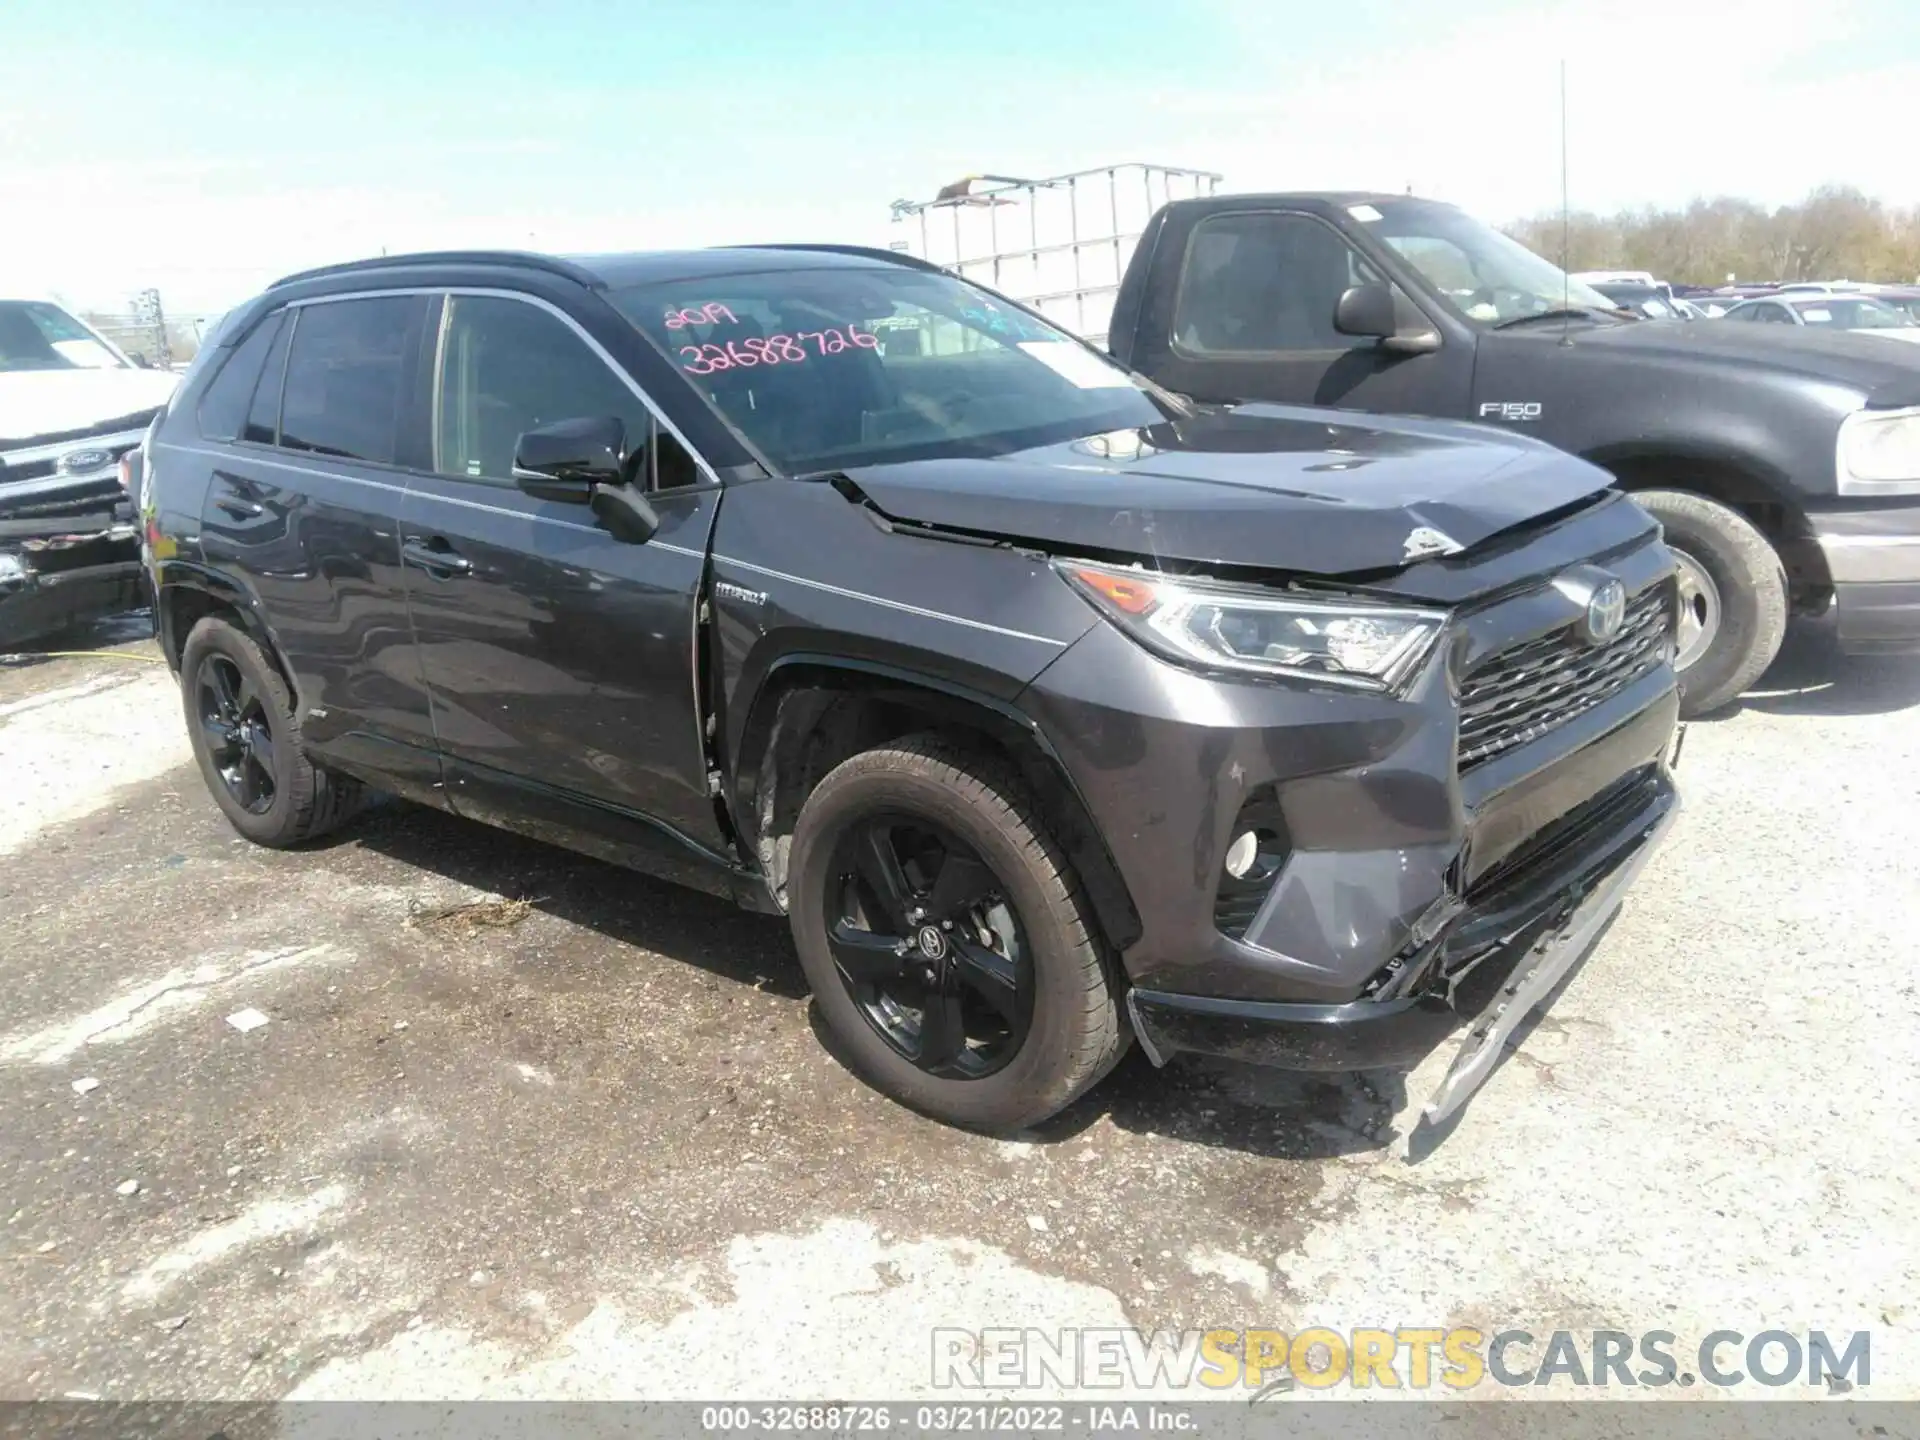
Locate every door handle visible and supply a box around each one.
[213,497,265,520]
[401,537,472,577]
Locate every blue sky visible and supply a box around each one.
[6,0,1918,312]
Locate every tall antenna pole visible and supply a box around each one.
[1560,59,1573,345]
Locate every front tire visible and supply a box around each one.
[180,616,363,847]
[1633,489,1788,718]
[787,735,1126,1132]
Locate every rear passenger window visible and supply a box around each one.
[435,295,651,482]
[280,297,421,464]
[196,312,285,441]
[244,314,293,444]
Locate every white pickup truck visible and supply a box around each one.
[1,296,178,647]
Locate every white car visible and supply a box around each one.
[1,296,180,645]
[1720,294,1920,344]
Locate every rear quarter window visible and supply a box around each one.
[195,312,286,441]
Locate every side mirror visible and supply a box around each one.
[1333,283,1398,339]
[512,415,627,503]
[590,484,660,545]
[1333,283,1442,355]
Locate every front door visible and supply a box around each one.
[397,290,726,872]
[1134,209,1467,417]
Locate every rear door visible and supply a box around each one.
[397,290,727,867]
[193,294,443,798]
[1130,209,1468,416]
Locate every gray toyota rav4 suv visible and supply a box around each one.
[142,245,1682,1132]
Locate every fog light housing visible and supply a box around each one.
[1224,829,1282,881]
[1214,804,1290,941]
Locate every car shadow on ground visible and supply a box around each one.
[337,800,1402,1163]
[1723,614,1920,719]
[339,799,811,1000]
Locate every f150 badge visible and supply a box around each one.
[1479,401,1543,421]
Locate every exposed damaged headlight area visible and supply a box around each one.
[1056,560,1449,693]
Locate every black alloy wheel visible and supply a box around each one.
[826,813,1034,1079]
[196,653,277,815]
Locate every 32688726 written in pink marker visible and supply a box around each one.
[677,323,880,375]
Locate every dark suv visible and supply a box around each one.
[143,246,1681,1132]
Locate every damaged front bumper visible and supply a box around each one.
[0,509,146,649]
[1127,759,1679,1117]
[1,422,157,648]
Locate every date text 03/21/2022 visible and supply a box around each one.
[665,301,882,375]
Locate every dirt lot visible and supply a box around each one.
[2,614,1917,1404]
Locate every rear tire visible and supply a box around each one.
[1633,489,1787,718]
[180,617,363,847]
[787,734,1126,1132]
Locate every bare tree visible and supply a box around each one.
[1506,187,1920,285]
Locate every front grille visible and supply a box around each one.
[1,439,140,487]
[1457,582,1673,768]
[0,476,126,520]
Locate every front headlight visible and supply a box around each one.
[1057,561,1447,692]
[1838,406,1920,495]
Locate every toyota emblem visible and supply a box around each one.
[1583,579,1627,645]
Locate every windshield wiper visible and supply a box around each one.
[1491,307,1618,330]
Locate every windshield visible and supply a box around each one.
[0,301,127,373]
[613,267,1173,472]
[1360,200,1619,324]
[1792,297,1914,329]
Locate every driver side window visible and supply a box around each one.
[435,295,653,483]
[1173,212,1389,356]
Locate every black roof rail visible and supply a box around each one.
[267,250,603,291]
[740,243,952,276]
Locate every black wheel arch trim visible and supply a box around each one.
[1583,438,1805,503]
[731,651,1143,954]
[154,560,290,681]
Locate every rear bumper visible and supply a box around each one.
[1128,763,1679,1073]
[1811,500,1920,654]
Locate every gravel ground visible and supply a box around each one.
[1,612,1916,1408]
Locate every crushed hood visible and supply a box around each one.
[839,405,1613,576]
[0,367,178,448]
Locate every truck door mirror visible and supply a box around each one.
[1333,283,1443,356]
[1333,283,1398,339]
[512,415,627,502]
